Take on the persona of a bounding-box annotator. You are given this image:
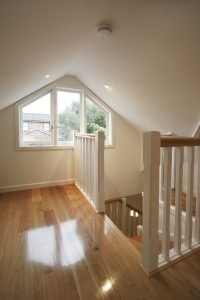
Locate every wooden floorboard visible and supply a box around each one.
[0,185,199,300]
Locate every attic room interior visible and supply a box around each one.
[0,0,200,299]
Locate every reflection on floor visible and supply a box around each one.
[0,185,199,300]
[27,220,85,267]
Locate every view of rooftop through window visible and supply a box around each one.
[22,93,52,144]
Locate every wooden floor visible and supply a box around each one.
[0,185,200,300]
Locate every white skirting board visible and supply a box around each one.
[0,179,75,193]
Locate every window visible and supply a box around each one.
[16,84,113,149]
[23,122,28,132]
[57,91,81,144]
[43,123,50,132]
[86,97,110,143]
[20,93,52,145]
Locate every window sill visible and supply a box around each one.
[16,143,114,151]
[16,145,74,151]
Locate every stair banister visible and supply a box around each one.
[142,132,200,276]
[142,131,160,274]
[74,131,105,213]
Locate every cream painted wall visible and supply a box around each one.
[0,76,143,198]
[104,113,142,198]
[0,104,74,189]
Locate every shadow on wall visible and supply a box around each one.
[51,150,74,183]
[104,173,122,200]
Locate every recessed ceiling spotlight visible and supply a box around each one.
[45,74,50,78]
[104,84,110,89]
[97,25,112,39]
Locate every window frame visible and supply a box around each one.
[18,90,54,147]
[15,83,114,150]
[86,95,111,145]
[55,87,83,146]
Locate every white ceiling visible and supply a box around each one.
[0,0,200,135]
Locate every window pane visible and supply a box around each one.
[23,122,28,132]
[86,97,108,141]
[44,123,50,132]
[57,91,81,144]
[21,93,52,144]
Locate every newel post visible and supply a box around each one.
[94,131,105,213]
[142,131,160,275]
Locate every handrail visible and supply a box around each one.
[106,198,141,213]
[105,197,143,236]
[161,136,200,147]
[75,133,95,138]
[105,197,143,215]
[142,131,200,276]
[74,131,105,213]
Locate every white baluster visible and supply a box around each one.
[122,197,127,235]
[79,137,83,190]
[83,137,86,193]
[78,137,81,188]
[85,138,88,197]
[161,147,172,260]
[127,207,131,236]
[159,148,164,202]
[174,147,184,255]
[185,146,195,249]
[88,139,91,201]
[195,146,200,243]
[74,135,77,185]
[92,139,95,204]
[171,147,176,190]
[76,137,79,187]
[116,201,119,227]
[133,212,137,236]
[94,131,104,213]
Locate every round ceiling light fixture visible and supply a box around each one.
[97,25,112,39]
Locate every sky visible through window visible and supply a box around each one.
[23,91,80,114]
[23,94,51,114]
[57,91,80,113]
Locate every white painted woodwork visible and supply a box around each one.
[105,199,142,238]
[74,131,105,213]
[127,207,130,236]
[195,147,200,243]
[142,131,160,274]
[132,213,136,236]
[116,201,120,228]
[94,131,105,212]
[142,132,200,275]
[185,147,195,249]
[171,147,176,190]
[161,147,172,260]
[122,197,127,235]
[137,225,143,237]
[174,147,184,255]
[159,148,164,202]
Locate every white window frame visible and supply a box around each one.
[15,83,114,150]
[56,87,83,146]
[18,90,54,147]
[86,95,112,145]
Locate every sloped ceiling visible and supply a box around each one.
[0,0,200,135]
